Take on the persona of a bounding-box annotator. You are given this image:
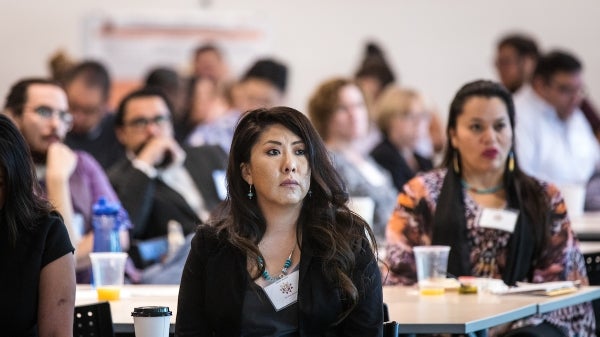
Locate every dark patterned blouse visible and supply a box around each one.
[384,168,595,337]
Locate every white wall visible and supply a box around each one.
[1,0,599,123]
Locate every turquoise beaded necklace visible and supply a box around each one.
[460,179,504,194]
[257,246,296,281]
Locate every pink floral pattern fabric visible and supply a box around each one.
[384,168,595,337]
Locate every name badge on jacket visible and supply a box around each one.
[477,208,519,233]
[262,270,299,311]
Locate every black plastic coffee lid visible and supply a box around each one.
[131,306,172,317]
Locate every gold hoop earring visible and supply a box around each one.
[453,153,460,174]
[508,151,515,172]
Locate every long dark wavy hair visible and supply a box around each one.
[442,79,550,262]
[213,106,376,319]
[0,114,54,247]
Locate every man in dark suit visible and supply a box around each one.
[109,87,227,244]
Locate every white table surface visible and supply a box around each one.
[535,286,600,314]
[76,284,179,333]
[383,285,600,334]
[383,286,538,334]
[76,284,600,334]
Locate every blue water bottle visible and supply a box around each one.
[92,197,121,252]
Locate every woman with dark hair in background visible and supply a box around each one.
[175,106,382,336]
[384,80,594,336]
[0,114,75,336]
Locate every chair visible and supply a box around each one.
[383,321,399,337]
[584,251,600,336]
[73,302,115,337]
[383,302,390,322]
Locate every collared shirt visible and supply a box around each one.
[514,85,600,185]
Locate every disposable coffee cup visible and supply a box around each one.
[89,252,128,301]
[132,306,172,337]
[413,245,451,295]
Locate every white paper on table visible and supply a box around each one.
[492,280,580,295]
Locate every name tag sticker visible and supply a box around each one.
[477,208,519,233]
[262,270,299,311]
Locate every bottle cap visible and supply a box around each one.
[131,306,172,317]
[93,197,119,215]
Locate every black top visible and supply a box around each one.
[0,213,74,337]
[370,138,433,191]
[240,281,299,336]
[65,113,126,171]
[175,226,383,337]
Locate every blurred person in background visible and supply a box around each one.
[385,80,594,336]
[63,60,125,170]
[494,33,539,94]
[514,50,600,209]
[3,77,129,283]
[192,43,229,84]
[145,66,186,125]
[176,75,231,150]
[232,58,288,113]
[370,86,433,191]
[110,87,227,251]
[308,77,397,240]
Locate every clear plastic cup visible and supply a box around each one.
[132,306,172,337]
[89,252,128,301]
[413,245,451,295]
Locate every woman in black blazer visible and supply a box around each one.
[176,106,383,336]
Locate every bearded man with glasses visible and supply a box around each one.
[109,87,228,279]
[3,78,131,283]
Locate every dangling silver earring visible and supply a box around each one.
[308,190,312,198]
[247,184,254,200]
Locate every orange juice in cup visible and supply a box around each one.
[89,252,128,301]
[97,286,121,301]
[413,246,451,296]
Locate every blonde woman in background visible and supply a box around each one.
[370,86,434,191]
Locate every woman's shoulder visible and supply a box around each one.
[403,168,447,199]
[191,224,233,255]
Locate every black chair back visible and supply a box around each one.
[74,301,115,337]
[383,321,399,337]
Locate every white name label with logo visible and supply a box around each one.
[262,270,299,311]
[477,208,519,233]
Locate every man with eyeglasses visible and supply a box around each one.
[514,51,600,211]
[2,78,131,282]
[63,60,125,170]
[109,87,227,270]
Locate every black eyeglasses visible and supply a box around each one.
[124,115,170,131]
[27,105,73,126]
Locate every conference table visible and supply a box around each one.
[76,284,179,333]
[383,285,600,335]
[75,284,600,335]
